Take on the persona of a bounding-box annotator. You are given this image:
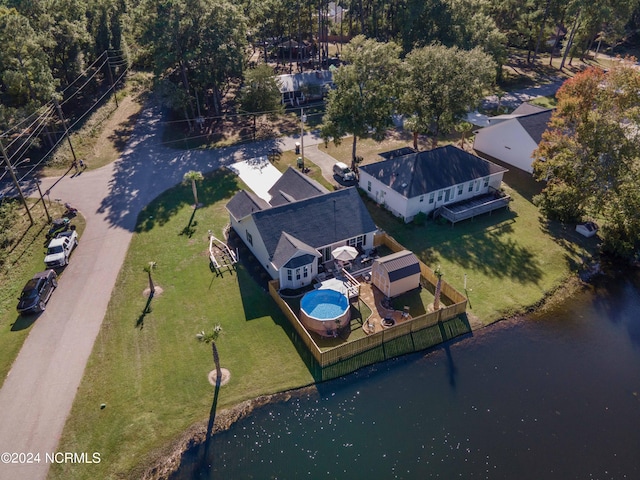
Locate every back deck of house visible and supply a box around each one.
[439,190,511,225]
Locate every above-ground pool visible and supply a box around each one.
[300,289,351,337]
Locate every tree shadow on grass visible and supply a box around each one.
[179,208,198,237]
[135,295,154,329]
[136,168,238,233]
[538,217,602,273]
[408,213,543,285]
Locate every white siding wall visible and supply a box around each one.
[361,169,506,223]
[278,257,317,290]
[230,216,277,279]
[473,120,538,173]
[359,171,409,219]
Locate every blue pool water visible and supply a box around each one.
[301,289,348,320]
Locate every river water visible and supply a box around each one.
[172,270,640,479]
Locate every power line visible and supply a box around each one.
[59,51,108,96]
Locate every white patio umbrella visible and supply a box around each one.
[331,245,358,261]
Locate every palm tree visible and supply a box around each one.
[454,121,473,150]
[183,170,204,208]
[433,265,443,310]
[143,261,157,298]
[196,324,223,385]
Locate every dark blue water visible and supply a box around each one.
[173,271,640,479]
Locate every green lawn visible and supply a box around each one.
[50,170,315,480]
[363,168,596,323]
[0,201,86,386]
[51,143,597,478]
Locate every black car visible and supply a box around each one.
[17,270,58,315]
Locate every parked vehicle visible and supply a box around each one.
[46,217,70,239]
[63,202,78,218]
[333,162,356,182]
[17,270,58,314]
[44,229,78,268]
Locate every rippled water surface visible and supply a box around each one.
[173,272,640,479]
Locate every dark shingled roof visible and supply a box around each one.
[375,250,421,282]
[516,110,553,144]
[226,190,270,220]
[360,145,508,199]
[253,187,377,261]
[272,232,320,269]
[283,253,317,269]
[268,167,329,207]
[378,147,417,160]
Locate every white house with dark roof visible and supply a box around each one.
[472,104,553,173]
[358,145,508,223]
[227,176,377,289]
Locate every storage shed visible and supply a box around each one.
[371,250,421,298]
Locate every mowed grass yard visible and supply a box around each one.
[52,137,597,479]
[50,170,315,480]
[322,137,598,323]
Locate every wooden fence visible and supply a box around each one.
[268,232,469,380]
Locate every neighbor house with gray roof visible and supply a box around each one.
[472,103,553,173]
[358,145,508,223]
[226,175,377,289]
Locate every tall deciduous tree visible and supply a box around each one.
[398,44,496,150]
[139,0,247,122]
[0,7,58,109]
[238,64,284,115]
[321,36,400,172]
[532,62,640,257]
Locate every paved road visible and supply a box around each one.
[0,76,563,479]
[0,105,324,480]
[481,77,564,111]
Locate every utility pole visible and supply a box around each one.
[300,107,307,170]
[106,53,119,107]
[35,180,51,222]
[53,98,78,165]
[0,137,33,225]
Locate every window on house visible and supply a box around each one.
[287,269,292,281]
[468,182,474,192]
[303,266,308,278]
[367,181,372,192]
[429,193,435,204]
[457,185,463,196]
[296,268,301,280]
[419,195,424,203]
[348,235,366,248]
[437,191,443,202]
[476,180,480,192]
[483,177,489,188]
[246,231,253,246]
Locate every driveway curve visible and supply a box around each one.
[0,75,562,479]
[0,104,323,480]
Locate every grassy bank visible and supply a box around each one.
[0,201,86,385]
[50,170,315,480]
[51,155,597,479]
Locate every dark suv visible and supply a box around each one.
[17,270,58,315]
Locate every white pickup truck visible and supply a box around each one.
[44,230,78,268]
